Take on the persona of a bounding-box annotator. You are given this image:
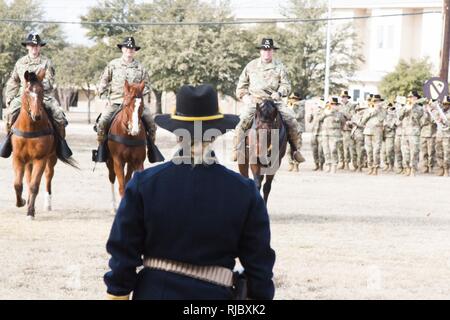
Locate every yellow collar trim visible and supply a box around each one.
[170,113,224,121]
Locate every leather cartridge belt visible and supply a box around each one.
[144,257,233,287]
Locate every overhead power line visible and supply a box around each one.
[0,10,442,27]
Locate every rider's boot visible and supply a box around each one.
[288,133,305,164]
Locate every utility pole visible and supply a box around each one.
[440,0,450,82]
[324,0,332,100]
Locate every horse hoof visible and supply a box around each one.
[26,214,35,221]
[16,198,26,208]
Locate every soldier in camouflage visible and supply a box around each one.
[96,37,156,145]
[361,94,386,175]
[350,103,368,172]
[394,96,406,174]
[318,97,346,173]
[398,90,424,176]
[308,100,325,171]
[420,101,437,173]
[233,38,305,163]
[434,96,450,177]
[287,92,305,172]
[5,33,67,135]
[383,102,397,172]
[338,90,357,170]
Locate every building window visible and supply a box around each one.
[353,89,360,102]
[376,25,394,49]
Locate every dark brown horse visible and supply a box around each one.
[106,80,146,210]
[238,99,287,203]
[11,70,57,219]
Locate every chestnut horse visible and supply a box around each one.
[106,80,146,210]
[238,99,287,203]
[11,70,58,219]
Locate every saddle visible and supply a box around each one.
[0,109,73,160]
[92,108,164,164]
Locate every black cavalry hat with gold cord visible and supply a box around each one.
[21,33,46,47]
[117,36,141,51]
[155,84,240,138]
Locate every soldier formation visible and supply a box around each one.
[3,34,450,178]
[302,91,450,177]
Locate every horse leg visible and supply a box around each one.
[124,163,134,189]
[113,159,126,198]
[238,163,249,178]
[106,159,117,212]
[12,157,26,208]
[250,164,263,191]
[27,159,47,219]
[44,154,57,211]
[263,175,274,204]
[25,163,32,205]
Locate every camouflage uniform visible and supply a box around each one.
[97,57,155,140]
[339,101,357,168]
[308,107,325,170]
[287,99,305,165]
[434,105,450,175]
[350,106,367,171]
[5,54,66,129]
[419,106,437,171]
[361,104,386,172]
[383,108,397,170]
[235,58,303,161]
[394,105,404,172]
[318,107,345,170]
[398,103,423,173]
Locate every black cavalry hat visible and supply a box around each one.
[155,84,240,139]
[407,90,421,99]
[21,33,46,47]
[256,38,279,50]
[371,94,384,102]
[443,95,450,105]
[340,90,351,99]
[117,36,141,51]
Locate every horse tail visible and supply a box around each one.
[57,155,80,169]
[56,138,80,169]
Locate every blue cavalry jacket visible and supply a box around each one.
[104,159,276,300]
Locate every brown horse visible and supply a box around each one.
[106,80,146,210]
[238,99,287,203]
[11,69,58,219]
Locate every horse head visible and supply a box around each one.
[23,69,46,122]
[123,80,145,136]
[254,99,280,160]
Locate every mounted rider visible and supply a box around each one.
[96,37,156,147]
[4,33,67,138]
[232,38,305,163]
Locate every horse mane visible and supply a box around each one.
[27,72,39,83]
[257,99,278,122]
